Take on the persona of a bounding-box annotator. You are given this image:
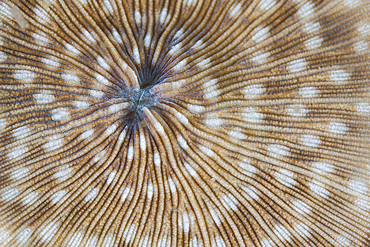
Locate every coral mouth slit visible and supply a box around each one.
[0,0,369,246]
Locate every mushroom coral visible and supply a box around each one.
[0,0,369,246]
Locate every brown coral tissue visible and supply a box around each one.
[0,0,369,246]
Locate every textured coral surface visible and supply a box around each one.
[0,0,369,246]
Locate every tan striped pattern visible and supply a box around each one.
[0,0,369,246]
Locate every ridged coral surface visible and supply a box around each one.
[0,0,369,246]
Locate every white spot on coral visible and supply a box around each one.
[214,236,227,247]
[54,167,72,181]
[294,223,311,237]
[102,235,115,247]
[74,100,89,109]
[192,40,203,50]
[276,169,296,187]
[0,118,6,131]
[243,107,264,123]
[198,57,211,69]
[174,29,183,39]
[205,116,223,127]
[106,171,116,185]
[108,103,126,114]
[80,129,94,140]
[288,104,307,117]
[65,43,80,55]
[292,200,312,215]
[169,43,182,55]
[40,222,59,242]
[243,84,265,98]
[328,122,348,134]
[299,86,318,98]
[12,125,30,139]
[112,28,123,43]
[348,179,367,195]
[209,209,221,225]
[230,3,242,17]
[222,194,238,211]
[127,144,134,161]
[330,69,350,84]
[85,188,99,202]
[177,135,188,149]
[268,144,290,157]
[168,178,176,192]
[69,232,84,246]
[133,46,140,63]
[312,162,334,174]
[34,7,49,23]
[105,124,117,136]
[251,27,270,42]
[305,36,323,49]
[239,159,257,175]
[147,184,154,199]
[123,225,137,244]
[287,58,307,73]
[121,188,130,202]
[274,224,291,242]
[51,190,66,204]
[103,0,114,13]
[86,236,98,247]
[261,238,274,247]
[134,10,141,25]
[159,8,167,24]
[32,33,49,44]
[140,132,146,151]
[185,0,196,6]
[41,57,59,67]
[304,21,321,34]
[252,51,270,63]
[300,134,321,147]
[16,228,33,245]
[8,146,28,160]
[34,91,54,104]
[229,130,246,140]
[62,72,80,83]
[89,89,104,99]
[175,111,189,125]
[297,1,315,19]
[14,70,35,82]
[83,29,96,43]
[93,151,105,163]
[356,102,370,114]
[309,181,329,198]
[11,167,29,180]
[184,163,198,177]
[173,59,187,71]
[144,34,151,48]
[358,22,369,36]
[199,145,215,157]
[23,191,38,205]
[354,40,368,53]
[259,0,276,10]
[187,104,205,113]
[43,137,63,152]
[181,213,190,233]
[95,73,110,85]
[0,51,6,62]
[51,108,70,121]
[242,186,259,200]
[97,56,110,70]
[154,152,161,166]
[2,188,19,201]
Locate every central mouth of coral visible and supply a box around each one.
[123,67,159,123]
